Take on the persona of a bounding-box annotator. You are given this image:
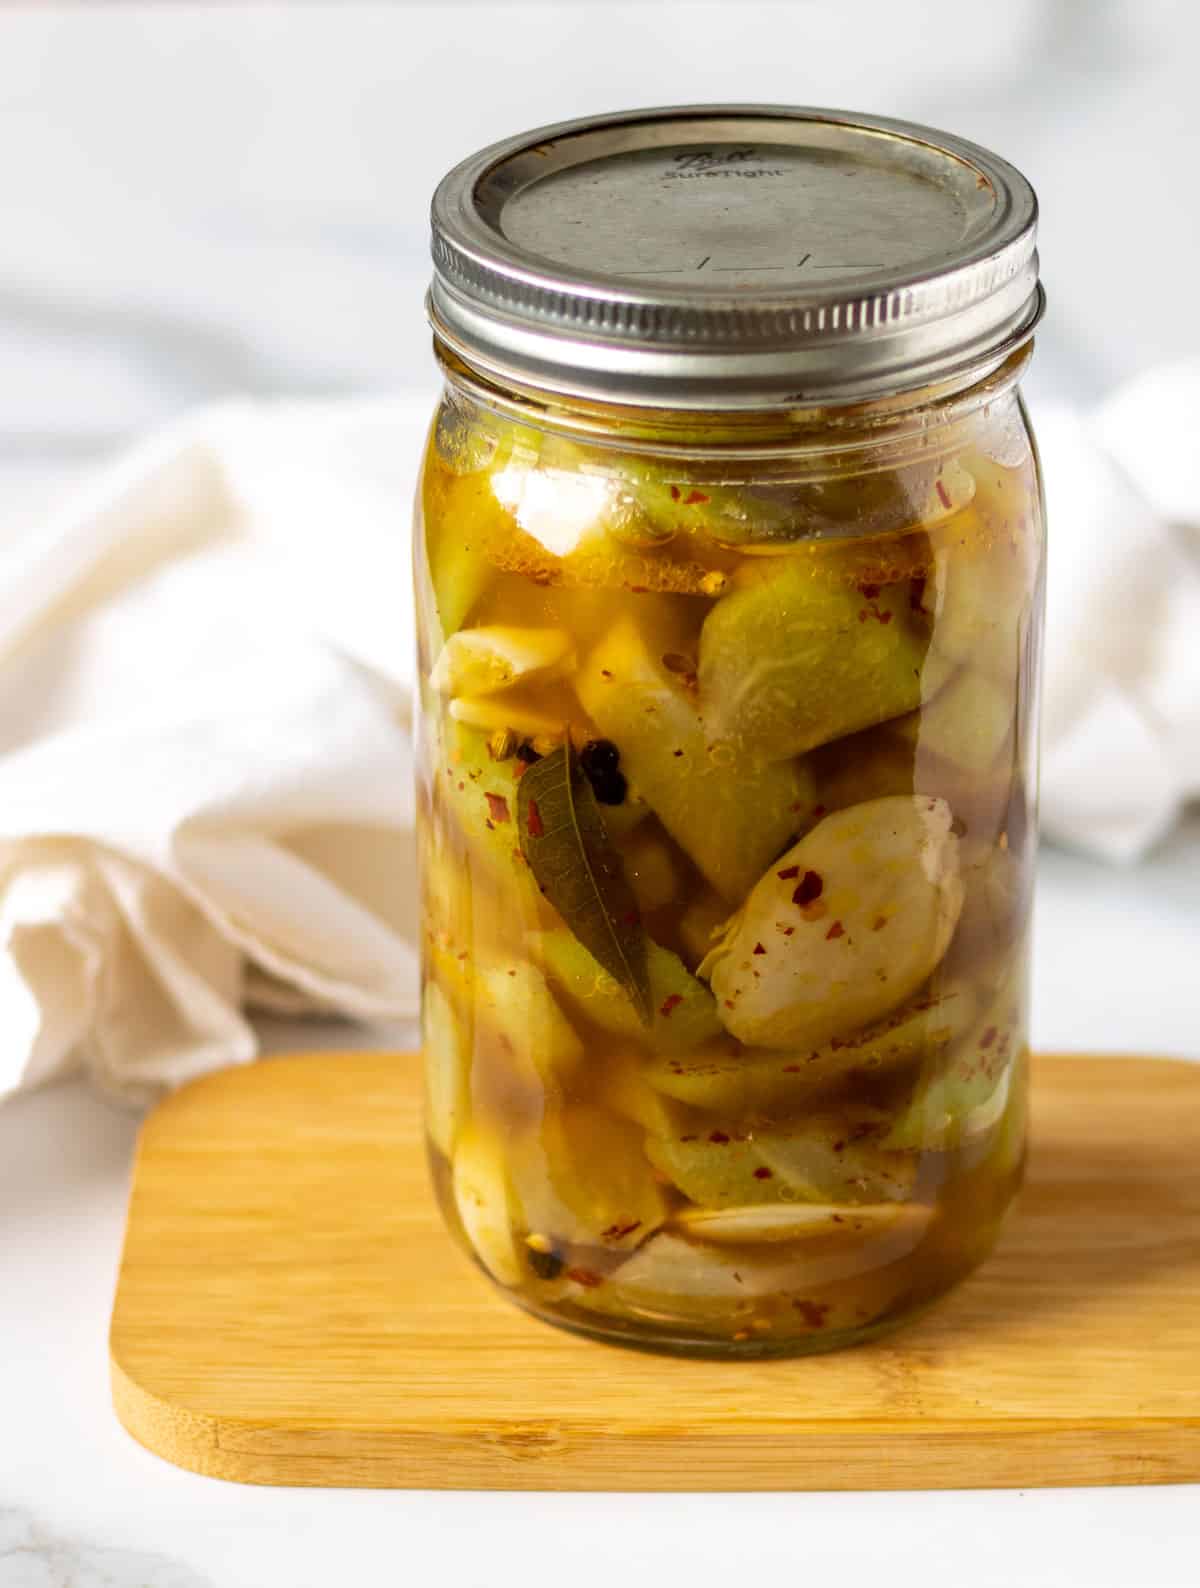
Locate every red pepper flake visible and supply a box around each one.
[782,1064,802,1073]
[629,584,649,594]
[872,915,888,931]
[565,1267,604,1289]
[600,668,614,679]
[826,920,845,940]
[659,993,684,1018]
[792,1299,830,1328]
[621,909,640,927]
[980,1026,998,1049]
[782,925,795,937]
[859,602,893,626]
[812,804,826,820]
[935,478,952,511]
[673,748,684,757]
[602,1220,642,1241]
[679,1134,698,1142]
[724,999,735,1010]
[858,582,881,599]
[792,869,823,907]
[753,1166,773,1180]
[832,1140,846,1153]
[708,1130,731,1144]
[669,484,681,501]
[526,799,544,837]
[683,489,709,505]
[457,780,465,792]
[777,864,800,880]
[752,942,767,956]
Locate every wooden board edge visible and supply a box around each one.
[103,1360,1200,1491]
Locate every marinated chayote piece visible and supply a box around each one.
[701,797,964,1049]
[435,719,549,919]
[595,1052,685,1139]
[512,1103,668,1253]
[566,1231,909,1338]
[428,938,583,1097]
[421,464,502,637]
[600,455,972,550]
[422,979,470,1158]
[646,1107,917,1208]
[677,884,733,968]
[925,452,1040,687]
[810,724,917,814]
[645,979,976,1115]
[452,1124,523,1286]
[617,823,681,914]
[697,556,931,758]
[673,1200,932,1247]
[892,667,1014,778]
[530,928,722,1055]
[576,610,816,901]
[476,960,584,1085]
[950,840,1031,971]
[886,966,1026,1150]
[430,624,576,699]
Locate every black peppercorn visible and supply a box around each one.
[526,1244,565,1280]
[580,740,626,803]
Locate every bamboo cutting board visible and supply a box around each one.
[110,1052,1200,1490]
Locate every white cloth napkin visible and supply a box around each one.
[2,373,1198,1104]
[1038,362,1200,863]
[0,398,433,1105]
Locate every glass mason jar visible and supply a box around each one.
[416,107,1045,1356]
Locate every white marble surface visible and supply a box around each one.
[2,831,1198,1588]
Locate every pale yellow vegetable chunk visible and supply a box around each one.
[430,624,575,698]
[697,558,930,758]
[531,927,722,1055]
[513,1104,668,1251]
[644,979,976,1114]
[673,1201,931,1246]
[701,797,964,1049]
[422,980,470,1158]
[577,611,815,902]
[452,1126,523,1285]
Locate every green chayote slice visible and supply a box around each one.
[646,1108,917,1208]
[697,559,931,759]
[530,927,722,1055]
[644,978,976,1114]
[576,609,816,902]
[422,979,470,1158]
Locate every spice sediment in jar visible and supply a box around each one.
[418,384,1039,1348]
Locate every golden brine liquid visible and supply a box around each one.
[415,369,1042,1355]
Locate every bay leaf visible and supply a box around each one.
[516,744,652,1026]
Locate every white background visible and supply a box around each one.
[2,4,1199,1586]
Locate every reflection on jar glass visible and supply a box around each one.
[415,106,1046,1356]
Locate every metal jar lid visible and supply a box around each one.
[428,104,1043,409]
